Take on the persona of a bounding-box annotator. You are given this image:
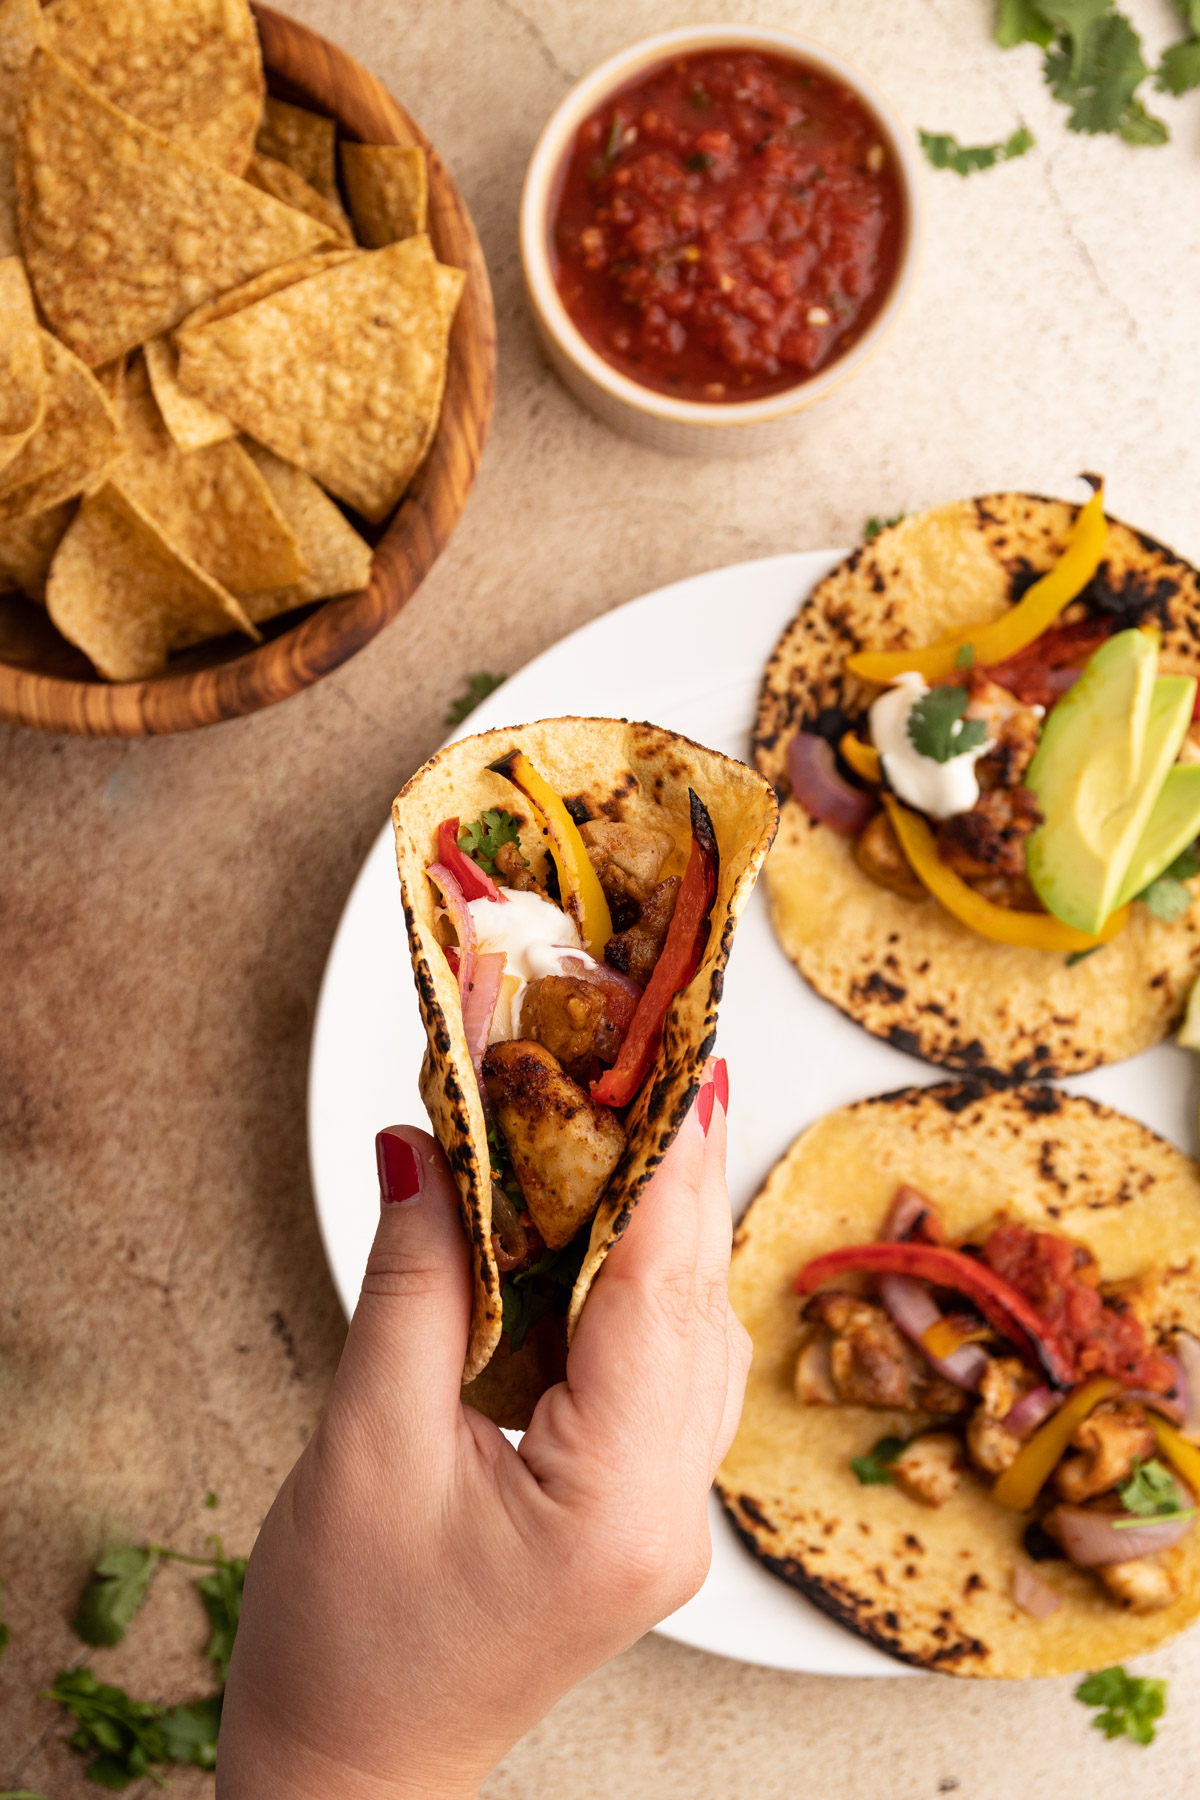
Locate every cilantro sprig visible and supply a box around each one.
[997,2,1169,145]
[919,126,1034,175]
[907,685,989,763]
[1075,1666,1167,1744]
[1137,842,1200,922]
[444,671,506,729]
[1116,1457,1192,1522]
[864,512,905,540]
[850,1435,906,1486]
[458,808,525,876]
[73,1546,158,1648]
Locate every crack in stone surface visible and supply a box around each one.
[487,0,576,84]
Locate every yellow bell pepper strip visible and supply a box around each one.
[847,483,1108,685]
[839,732,882,784]
[921,1317,992,1361]
[883,796,1130,952]
[487,750,613,956]
[1151,1417,1200,1496]
[992,1377,1120,1512]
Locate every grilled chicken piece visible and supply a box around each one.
[494,838,543,894]
[605,876,680,986]
[966,1357,1036,1476]
[580,819,675,925]
[854,810,927,902]
[966,675,1042,790]
[1052,1400,1156,1505]
[936,786,1044,881]
[521,975,618,1083]
[482,1039,625,1251]
[891,1433,964,1507]
[798,1293,969,1414]
[1095,1557,1180,1613]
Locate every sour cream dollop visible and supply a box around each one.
[869,672,991,821]
[465,889,598,1042]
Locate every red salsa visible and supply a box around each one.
[550,49,905,403]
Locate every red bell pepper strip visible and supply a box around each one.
[437,817,506,904]
[980,617,1114,709]
[591,789,719,1109]
[793,1241,1077,1389]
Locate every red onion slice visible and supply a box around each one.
[1046,1490,1196,1567]
[1003,1384,1062,1440]
[1012,1563,1062,1621]
[878,1272,989,1391]
[1122,1382,1187,1428]
[462,951,505,1086]
[429,861,477,1006]
[883,1185,941,1243]
[787,732,876,836]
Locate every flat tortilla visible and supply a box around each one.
[717,1081,1200,1678]
[340,143,427,247]
[753,494,1200,1082]
[17,48,336,367]
[42,0,263,175]
[392,719,777,1416]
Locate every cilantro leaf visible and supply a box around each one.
[996,0,1054,47]
[1179,0,1200,30]
[1139,876,1194,922]
[1066,944,1102,966]
[501,1234,589,1353]
[1045,0,1113,75]
[907,685,989,762]
[1116,96,1170,144]
[458,808,524,876]
[919,126,1034,175]
[1043,11,1166,140]
[865,512,905,540]
[1075,1666,1167,1744]
[204,1490,219,1509]
[158,1695,223,1769]
[196,1550,246,1685]
[72,1545,158,1648]
[445,671,507,729]
[851,1435,906,1485]
[1117,1457,1190,1519]
[488,1118,524,1216]
[1158,38,1200,94]
[47,1668,172,1787]
[955,642,976,670]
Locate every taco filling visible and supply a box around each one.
[786,483,1200,956]
[794,1189,1200,1617]
[427,755,719,1351]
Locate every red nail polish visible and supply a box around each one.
[376,1129,420,1203]
[697,1081,715,1137]
[712,1058,729,1115]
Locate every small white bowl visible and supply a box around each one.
[520,23,923,457]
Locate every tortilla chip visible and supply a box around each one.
[0,330,118,523]
[0,257,45,474]
[435,261,465,326]
[0,0,40,139]
[17,49,338,368]
[238,441,372,622]
[245,150,352,243]
[753,495,1200,1080]
[46,479,258,679]
[392,719,778,1400]
[256,96,338,201]
[0,139,16,256]
[174,247,359,336]
[175,235,451,522]
[718,1082,1200,1678]
[142,334,234,451]
[340,143,427,248]
[0,496,73,600]
[114,352,306,597]
[42,0,262,175]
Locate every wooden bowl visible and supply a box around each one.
[0,3,496,736]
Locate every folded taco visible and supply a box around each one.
[754,485,1200,1081]
[392,718,778,1427]
[717,1082,1200,1677]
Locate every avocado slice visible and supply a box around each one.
[1114,761,1200,908]
[1026,632,1195,932]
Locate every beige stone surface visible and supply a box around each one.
[4,0,1200,1790]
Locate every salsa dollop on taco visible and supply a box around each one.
[754,485,1200,1079]
[718,1083,1200,1677]
[392,718,778,1427]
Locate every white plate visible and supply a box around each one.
[308,551,1199,1677]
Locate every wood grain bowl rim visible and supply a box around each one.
[0,2,497,737]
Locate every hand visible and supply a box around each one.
[217,1063,747,1799]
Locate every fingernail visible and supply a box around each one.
[376,1128,421,1204]
[712,1058,729,1115]
[697,1080,715,1138]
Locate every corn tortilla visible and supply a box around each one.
[0,139,16,257]
[753,494,1200,1081]
[0,0,40,139]
[238,441,372,624]
[0,257,45,475]
[392,719,778,1415]
[17,48,337,368]
[173,248,359,337]
[256,96,339,203]
[0,330,118,524]
[42,0,263,175]
[718,1081,1200,1678]
[46,480,258,680]
[0,497,73,601]
[245,151,353,243]
[142,334,234,452]
[340,143,427,247]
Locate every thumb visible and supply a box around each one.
[329,1126,472,1440]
